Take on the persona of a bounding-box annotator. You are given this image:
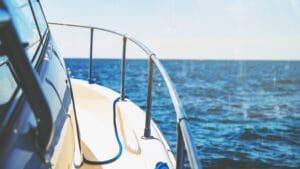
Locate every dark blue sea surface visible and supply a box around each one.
[65,59,300,169]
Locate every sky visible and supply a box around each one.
[42,0,300,60]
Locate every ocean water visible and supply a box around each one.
[65,59,300,169]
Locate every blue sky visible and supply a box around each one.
[42,0,300,60]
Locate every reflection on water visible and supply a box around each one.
[65,59,300,169]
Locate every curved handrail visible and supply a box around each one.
[48,22,202,169]
[48,22,153,55]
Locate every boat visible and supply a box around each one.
[0,0,201,169]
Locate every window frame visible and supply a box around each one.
[0,0,51,133]
[0,58,19,103]
[28,0,48,39]
[0,58,22,132]
[27,0,49,64]
[3,0,49,65]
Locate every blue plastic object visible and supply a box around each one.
[155,162,169,169]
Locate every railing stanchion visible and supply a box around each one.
[88,28,94,84]
[120,36,127,100]
[143,56,154,138]
[180,121,202,169]
[176,122,185,169]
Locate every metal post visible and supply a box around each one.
[89,28,94,84]
[176,123,185,169]
[180,121,202,169]
[120,36,127,100]
[143,57,154,138]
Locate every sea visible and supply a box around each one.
[65,59,300,169]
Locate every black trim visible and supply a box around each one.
[0,58,21,133]
[45,78,65,109]
[0,88,22,132]
[31,29,48,65]
[0,91,26,150]
[66,69,82,152]
[52,49,66,70]
[37,0,49,30]
[35,31,50,71]
[27,0,49,65]
[27,0,42,39]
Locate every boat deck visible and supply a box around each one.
[71,79,175,169]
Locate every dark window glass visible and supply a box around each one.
[42,53,68,121]
[46,55,67,99]
[31,0,47,36]
[4,0,40,61]
[0,56,18,118]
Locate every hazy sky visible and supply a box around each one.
[42,0,300,60]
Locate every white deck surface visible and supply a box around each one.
[71,79,175,169]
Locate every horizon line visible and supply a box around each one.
[63,56,300,61]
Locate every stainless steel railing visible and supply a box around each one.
[48,22,202,169]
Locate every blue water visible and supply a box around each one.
[65,59,300,169]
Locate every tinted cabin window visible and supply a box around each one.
[30,0,48,36]
[4,0,40,61]
[47,55,67,99]
[0,56,17,119]
[42,53,68,121]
